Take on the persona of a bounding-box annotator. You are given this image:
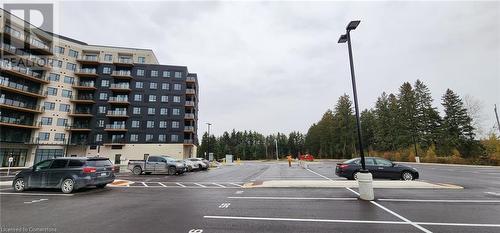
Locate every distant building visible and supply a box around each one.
[0,9,198,167]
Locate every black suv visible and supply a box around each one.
[13,157,115,193]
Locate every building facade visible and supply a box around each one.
[0,10,198,167]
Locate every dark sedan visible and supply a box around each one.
[13,157,115,193]
[335,157,419,180]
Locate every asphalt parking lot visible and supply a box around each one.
[1,160,499,233]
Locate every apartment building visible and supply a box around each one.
[0,10,198,167]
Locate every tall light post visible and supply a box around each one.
[206,123,212,161]
[338,20,374,201]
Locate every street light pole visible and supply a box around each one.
[206,123,212,161]
[275,137,279,161]
[338,20,374,201]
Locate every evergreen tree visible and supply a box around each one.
[397,82,418,149]
[413,80,441,148]
[373,92,394,151]
[360,109,376,153]
[333,94,356,158]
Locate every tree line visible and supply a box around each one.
[198,79,498,164]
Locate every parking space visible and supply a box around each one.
[123,181,244,188]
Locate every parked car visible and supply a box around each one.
[128,155,186,175]
[183,159,197,172]
[12,157,115,194]
[335,157,419,180]
[187,158,209,170]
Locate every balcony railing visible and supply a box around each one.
[110,83,130,89]
[186,89,196,94]
[0,78,44,96]
[111,70,132,77]
[105,124,127,129]
[184,139,194,144]
[0,116,40,128]
[184,126,195,131]
[185,101,195,106]
[107,110,128,116]
[1,44,47,65]
[75,82,95,87]
[108,97,129,102]
[186,76,196,82]
[68,124,91,129]
[27,36,52,52]
[4,26,25,41]
[0,60,46,82]
[69,110,93,116]
[184,113,195,119]
[77,55,99,63]
[0,98,42,112]
[105,138,126,144]
[115,57,133,64]
[72,95,94,101]
[75,68,97,75]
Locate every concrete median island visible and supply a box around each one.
[242,180,463,189]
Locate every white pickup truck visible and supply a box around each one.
[128,155,186,175]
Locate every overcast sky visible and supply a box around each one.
[55,1,499,137]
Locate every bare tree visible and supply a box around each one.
[463,95,486,138]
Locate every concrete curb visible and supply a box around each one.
[0,181,13,186]
[398,161,499,168]
[243,180,463,189]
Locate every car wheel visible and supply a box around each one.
[168,166,176,175]
[352,171,360,180]
[402,171,414,181]
[132,166,142,175]
[13,178,25,192]
[198,164,203,170]
[61,178,75,194]
[96,184,107,188]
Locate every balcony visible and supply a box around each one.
[68,110,93,117]
[0,79,46,98]
[109,83,131,92]
[1,44,51,70]
[113,57,134,67]
[185,101,195,107]
[3,26,26,42]
[0,61,48,84]
[184,126,195,132]
[0,98,43,113]
[72,82,97,90]
[106,110,128,118]
[70,95,95,104]
[183,139,194,145]
[111,70,133,79]
[186,76,196,82]
[103,138,126,145]
[74,68,98,78]
[27,36,53,55]
[108,97,129,105]
[104,124,127,132]
[186,89,196,95]
[0,116,40,129]
[184,113,195,119]
[76,55,100,65]
[66,124,92,131]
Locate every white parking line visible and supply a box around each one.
[485,192,500,196]
[306,168,334,181]
[203,216,500,228]
[175,182,186,187]
[24,198,48,204]
[0,192,73,196]
[141,182,148,187]
[227,196,358,201]
[229,183,243,187]
[379,198,500,203]
[194,183,207,188]
[158,182,167,187]
[235,190,244,194]
[212,183,226,188]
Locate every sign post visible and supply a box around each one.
[7,157,14,176]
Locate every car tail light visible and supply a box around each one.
[339,164,349,170]
[83,167,97,173]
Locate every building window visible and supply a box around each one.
[38,132,50,141]
[171,134,179,142]
[56,118,67,126]
[98,106,107,114]
[103,67,112,74]
[44,102,55,111]
[159,121,167,128]
[134,94,142,101]
[41,117,52,125]
[49,59,62,68]
[172,121,179,129]
[133,107,141,114]
[137,69,144,76]
[104,54,112,61]
[138,57,145,63]
[131,121,140,128]
[101,80,110,87]
[172,108,180,115]
[149,82,157,89]
[97,120,104,127]
[62,89,72,98]
[174,72,182,78]
[158,134,166,142]
[68,49,79,58]
[145,134,154,142]
[46,87,57,96]
[161,83,169,90]
[135,81,143,88]
[130,134,139,142]
[148,95,156,102]
[48,73,60,81]
[173,96,181,103]
[148,108,155,115]
[174,83,182,90]
[161,96,168,102]
[54,133,65,142]
[66,62,76,71]
[151,70,158,77]
[160,108,168,115]
[99,93,108,100]
[95,134,102,142]
[63,76,74,84]
[55,46,65,54]
[147,121,155,128]
[59,104,70,112]
[162,71,171,78]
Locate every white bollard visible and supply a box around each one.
[357,172,374,201]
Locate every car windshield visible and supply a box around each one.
[343,158,359,164]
